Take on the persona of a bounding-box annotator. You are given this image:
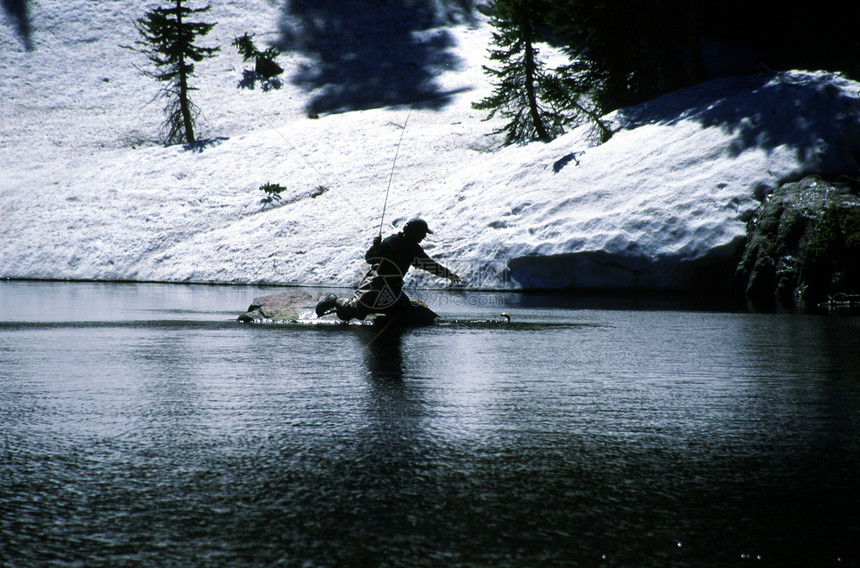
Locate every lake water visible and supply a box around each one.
[1,281,859,567]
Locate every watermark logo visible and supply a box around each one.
[411,290,507,309]
[352,258,407,314]
[372,279,400,310]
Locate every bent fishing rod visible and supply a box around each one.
[377,69,442,238]
[378,100,418,238]
[263,69,442,237]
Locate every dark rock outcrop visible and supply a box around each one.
[737,175,860,309]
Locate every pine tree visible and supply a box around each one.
[232,33,283,80]
[128,0,219,144]
[472,0,564,145]
[547,0,699,113]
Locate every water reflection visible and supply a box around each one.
[360,327,405,383]
[130,332,204,442]
[2,282,859,567]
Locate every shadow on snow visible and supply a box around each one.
[2,0,32,50]
[276,0,479,114]
[613,72,860,194]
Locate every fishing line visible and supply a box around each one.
[261,115,372,224]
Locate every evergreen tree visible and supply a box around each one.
[128,0,219,144]
[546,0,860,115]
[233,32,284,91]
[473,0,564,145]
[546,1,697,114]
[233,33,283,80]
[542,57,613,144]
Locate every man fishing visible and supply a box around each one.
[315,218,460,321]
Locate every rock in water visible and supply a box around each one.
[237,290,317,323]
[237,291,439,325]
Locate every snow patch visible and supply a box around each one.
[2,1,859,291]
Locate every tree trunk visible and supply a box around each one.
[522,11,550,142]
[175,0,195,143]
[683,0,702,85]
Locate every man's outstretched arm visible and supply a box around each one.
[413,256,460,283]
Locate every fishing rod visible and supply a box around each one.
[377,69,442,238]
[378,105,415,238]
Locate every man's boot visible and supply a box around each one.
[315,294,339,317]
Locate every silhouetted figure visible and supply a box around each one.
[316,218,459,321]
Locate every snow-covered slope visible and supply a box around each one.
[2,2,859,290]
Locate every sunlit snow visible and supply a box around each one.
[2,1,859,290]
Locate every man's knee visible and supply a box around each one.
[385,293,412,314]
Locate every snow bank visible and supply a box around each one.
[2,2,859,291]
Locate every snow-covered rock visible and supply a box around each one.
[494,71,860,290]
